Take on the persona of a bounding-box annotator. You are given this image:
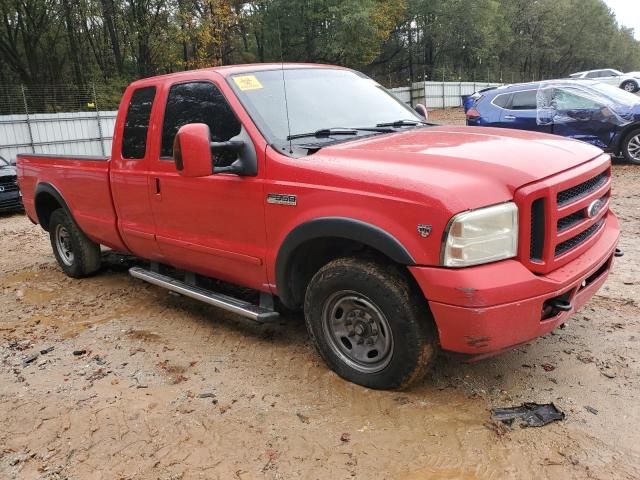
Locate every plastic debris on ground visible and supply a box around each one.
[491,403,565,428]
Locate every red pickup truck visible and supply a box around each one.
[17,64,620,389]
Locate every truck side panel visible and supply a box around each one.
[17,154,128,252]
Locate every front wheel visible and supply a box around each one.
[621,80,639,93]
[622,128,640,165]
[304,257,437,390]
[49,209,101,278]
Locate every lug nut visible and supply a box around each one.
[366,338,374,345]
[357,338,364,345]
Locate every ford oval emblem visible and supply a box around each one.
[586,198,605,218]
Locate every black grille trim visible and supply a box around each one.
[530,198,545,260]
[555,219,604,257]
[556,171,608,206]
[0,198,22,208]
[0,184,19,193]
[0,175,17,186]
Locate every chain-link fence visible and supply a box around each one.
[0,83,124,116]
[0,83,124,162]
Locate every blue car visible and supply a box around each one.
[464,80,640,164]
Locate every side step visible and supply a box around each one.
[129,267,279,323]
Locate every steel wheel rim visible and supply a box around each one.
[55,224,74,266]
[628,134,640,162]
[321,290,393,373]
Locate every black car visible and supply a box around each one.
[0,155,23,213]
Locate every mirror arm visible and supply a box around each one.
[210,140,244,154]
[214,164,240,174]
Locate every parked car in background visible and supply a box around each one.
[569,69,640,93]
[0,155,22,213]
[465,80,640,164]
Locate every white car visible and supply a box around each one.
[569,69,640,93]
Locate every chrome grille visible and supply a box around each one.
[557,211,585,231]
[522,161,611,272]
[556,171,608,206]
[555,220,604,256]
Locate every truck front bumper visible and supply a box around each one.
[409,212,620,357]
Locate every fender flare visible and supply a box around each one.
[34,182,73,231]
[275,217,416,306]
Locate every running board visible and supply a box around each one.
[129,267,279,323]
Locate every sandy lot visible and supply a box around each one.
[1,119,639,479]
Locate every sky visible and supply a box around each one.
[603,0,640,40]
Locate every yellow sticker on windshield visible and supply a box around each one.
[233,75,263,91]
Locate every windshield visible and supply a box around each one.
[589,83,640,105]
[228,68,422,148]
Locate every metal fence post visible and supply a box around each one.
[442,72,446,109]
[21,85,35,153]
[92,83,106,156]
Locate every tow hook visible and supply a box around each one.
[548,298,572,312]
[614,248,624,258]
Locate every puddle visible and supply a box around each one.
[23,287,57,305]
[126,329,163,342]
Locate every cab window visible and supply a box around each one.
[161,81,241,159]
[122,87,156,159]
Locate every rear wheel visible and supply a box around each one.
[621,80,639,93]
[49,209,101,278]
[622,128,640,165]
[304,257,437,390]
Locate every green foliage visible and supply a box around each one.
[0,0,638,91]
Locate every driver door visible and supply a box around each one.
[148,79,268,291]
[550,87,616,149]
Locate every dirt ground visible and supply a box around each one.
[427,108,468,125]
[2,116,640,479]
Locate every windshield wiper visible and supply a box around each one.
[287,128,358,141]
[375,119,428,128]
[287,126,399,141]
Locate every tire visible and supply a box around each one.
[622,128,640,165]
[621,80,639,93]
[304,257,437,390]
[48,208,101,278]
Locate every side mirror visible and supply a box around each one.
[415,104,429,121]
[174,123,214,177]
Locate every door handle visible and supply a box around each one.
[155,177,161,194]
[504,115,516,120]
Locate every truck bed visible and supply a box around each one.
[17,153,126,251]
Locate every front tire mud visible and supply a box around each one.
[304,257,437,390]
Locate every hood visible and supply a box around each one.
[310,126,604,211]
[0,164,17,178]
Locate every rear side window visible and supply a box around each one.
[492,93,510,108]
[585,71,602,79]
[161,82,242,158]
[122,87,156,159]
[511,90,537,110]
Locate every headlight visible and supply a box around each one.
[442,202,518,267]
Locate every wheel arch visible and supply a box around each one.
[34,183,72,231]
[621,79,640,91]
[275,217,416,309]
[615,122,640,154]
